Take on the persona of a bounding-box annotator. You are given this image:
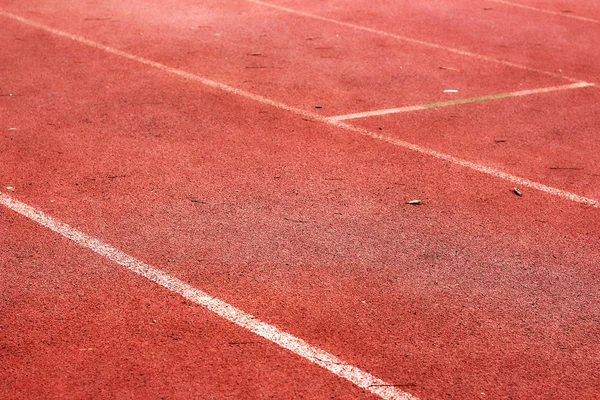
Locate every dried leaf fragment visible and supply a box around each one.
[439,66,460,71]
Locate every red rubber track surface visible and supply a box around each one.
[0,214,376,400]
[352,87,600,200]
[488,0,600,20]
[261,0,600,84]
[0,0,569,115]
[1,0,599,399]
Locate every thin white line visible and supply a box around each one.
[245,0,583,83]
[0,11,317,122]
[327,82,593,121]
[487,0,600,23]
[329,105,427,122]
[0,11,597,208]
[0,192,418,400]
[328,120,599,208]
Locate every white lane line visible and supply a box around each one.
[487,0,600,23]
[245,0,582,83]
[327,82,593,121]
[0,192,418,400]
[0,11,317,123]
[327,120,599,208]
[0,11,597,208]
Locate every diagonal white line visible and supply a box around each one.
[1,7,597,399]
[0,11,597,207]
[0,11,317,121]
[327,82,593,121]
[327,119,599,208]
[245,0,584,83]
[486,0,600,23]
[0,192,419,400]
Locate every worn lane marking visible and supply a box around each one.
[245,0,582,83]
[327,82,593,121]
[487,0,600,23]
[0,11,597,209]
[0,192,418,400]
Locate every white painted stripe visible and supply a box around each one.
[0,11,317,123]
[327,82,593,121]
[0,11,597,208]
[329,105,428,122]
[487,0,600,23]
[0,192,418,400]
[245,0,583,83]
[327,120,600,208]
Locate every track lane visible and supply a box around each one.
[1,17,599,399]
[486,0,600,22]
[0,210,381,400]
[1,10,595,209]
[0,0,568,116]
[250,0,600,85]
[349,86,600,200]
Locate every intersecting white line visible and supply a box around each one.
[1,6,599,398]
[326,82,593,121]
[0,10,597,207]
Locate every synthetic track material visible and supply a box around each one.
[0,192,416,400]
[2,1,599,399]
[0,9,597,209]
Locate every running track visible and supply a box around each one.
[1,0,599,399]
